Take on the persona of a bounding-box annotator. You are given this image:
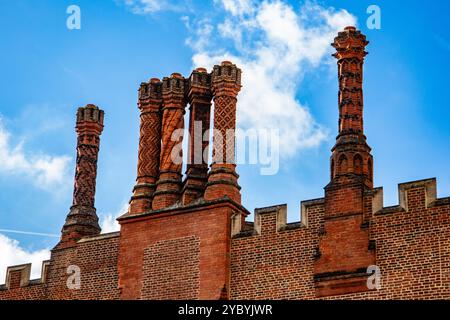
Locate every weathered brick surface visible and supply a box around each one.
[142,236,200,299]
[1,233,120,300]
[60,104,104,247]
[117,201,244,300]
[48,233,120,300]
[129,78,163,214]
[204,61,242,204]
[152,73,187,210]
[0,283,47,300]
[230,203,323,299]
[182,68,212,205]
[230,186,450,300]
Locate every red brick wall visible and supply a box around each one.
[117,201,241,300]
[1,182,449,300]
[1,232,120,300]
[142,235,200,299]
[230,202,323,299]
[46,233,120,300]
[230,184,450,299]
[0,281,47,300]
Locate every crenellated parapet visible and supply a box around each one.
[231,199,323,238]
[373,178,447,215]
[229,177,450,299]
[0,261,49,291]
[230,177,449,243]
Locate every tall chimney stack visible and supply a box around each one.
[61,104,104,246]
[314,27,375,297]
[204,61,242,204]
[129,78,163,214]
[152,73,187,210]
[181,67,212,204]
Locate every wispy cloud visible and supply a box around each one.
[0,229,59,238]
[0,233,50,283]
[186,0,357,158]
[0,119,72,190]
[117,0,189,14]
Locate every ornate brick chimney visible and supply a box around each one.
[204,61,242,204]
[129,78,163,214]
[314,27,376,296]
[152,73,187,210]
[330,25,373,188]
[60,104,104,247]
[181,67,212,204]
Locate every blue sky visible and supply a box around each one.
[0,0,449,279]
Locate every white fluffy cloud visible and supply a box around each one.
[187,0,356,158]
[218,0,255,16]
[0,233,50,283]
[0,120,71,190]
[0,199,128,284]
[0,199,127,284]
[100,203,129,233]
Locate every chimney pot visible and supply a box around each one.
[195,67,207,73]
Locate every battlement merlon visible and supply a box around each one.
[0,261,50,290]
[232,198,325,238]
[232,177,449,238]
[375,177,449,215]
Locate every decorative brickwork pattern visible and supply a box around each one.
[60,104,104,247]
[204,61,242,204]
[142,236,200,300]
[330,26,373,185]
[137,113,161,181]
[182,68,212,204]
[130,79,163,214]
[314,27,375,296]
[212,96,237,163]
[152,73,187,210]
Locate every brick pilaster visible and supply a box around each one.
[152,73,187,210]
[61,104,104,247]
[204,61,242,204]
[129,78,163,214]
